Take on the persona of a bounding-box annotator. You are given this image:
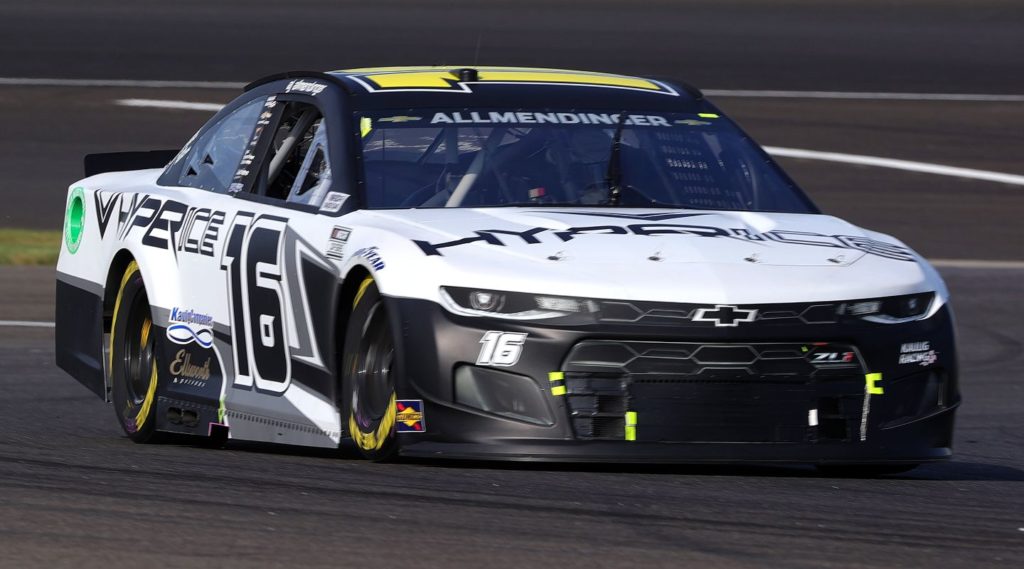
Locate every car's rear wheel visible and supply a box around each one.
[109,261,161,443]
[343,277,399,461]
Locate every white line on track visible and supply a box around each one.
[764,146,1024,187]
[929,259,1024,269]
[4,77,1024,102]
[0,320,55,328]
[0,77,244,89]
[703,89,1024,102]
[117,98,225,112]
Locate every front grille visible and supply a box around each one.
[562,340,866,443]
[598,300,841,327]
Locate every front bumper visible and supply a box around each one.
[388,296,959,464]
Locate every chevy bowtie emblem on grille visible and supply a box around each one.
[692,305,758,327]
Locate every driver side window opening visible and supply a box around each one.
[254,101,333,207]
[178,97,266,194]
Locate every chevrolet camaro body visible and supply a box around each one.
[55,67,958,465]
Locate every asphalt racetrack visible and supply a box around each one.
[1,1,1022,567]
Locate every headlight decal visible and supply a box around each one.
[840,292,935,324]
[441,287,600,322]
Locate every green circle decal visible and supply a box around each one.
[64,187,85,254]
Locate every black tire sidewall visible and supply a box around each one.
[342,279,399,461]
[110,264,159,443]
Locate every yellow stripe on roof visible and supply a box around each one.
[479,71,659,90]
[366,71,455,89]
[337,66,669,94]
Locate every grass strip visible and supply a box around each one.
[0,229,62,265]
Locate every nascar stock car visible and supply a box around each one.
[56,67,958,470]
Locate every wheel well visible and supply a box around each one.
[334,266,372,397]
[102,250,137,333]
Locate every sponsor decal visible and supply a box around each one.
[691,305,758,327]
[64,187,86,254]
[429,111,672,127]
[170,307,214,327]
[166,324,214,349]
[899,341,938,366]
[353,246,385,270]
[810,351,856,365]
[326,226,350,260]
[319,191,349,213]
[166,306,215,350]
[169,348,212,387]
[412,223,915,261]
[285,79,327,96]
[95,192,226,260]
[93,190,121,237]
[395,400,425,432]
[477,331,527,366]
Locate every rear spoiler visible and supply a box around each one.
[84,149,179,177]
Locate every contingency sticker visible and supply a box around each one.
[395,400,425,433]
[320,191,349,213]
[898,341,938,366]
[326,226,350,260]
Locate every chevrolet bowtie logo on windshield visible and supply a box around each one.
[692,305,759,327]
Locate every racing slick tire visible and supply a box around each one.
[343,277,399,462]
[109,261,162,443]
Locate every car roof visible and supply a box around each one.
[326,66,706,112]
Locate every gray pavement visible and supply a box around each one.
[1,265,1021,568]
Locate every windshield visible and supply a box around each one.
[358,109,815,212]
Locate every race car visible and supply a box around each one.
[56,66,958,471]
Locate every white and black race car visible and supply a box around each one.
[56,67,958,470]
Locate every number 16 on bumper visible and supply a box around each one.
[477,331,527,367]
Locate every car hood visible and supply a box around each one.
[355,207,942,305]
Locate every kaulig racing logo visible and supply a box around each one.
[166,307,215,348]
[167,324,214,348]
[899,341,938,366]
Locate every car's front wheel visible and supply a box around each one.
[343,277,399,461]
[109,261,161,443]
